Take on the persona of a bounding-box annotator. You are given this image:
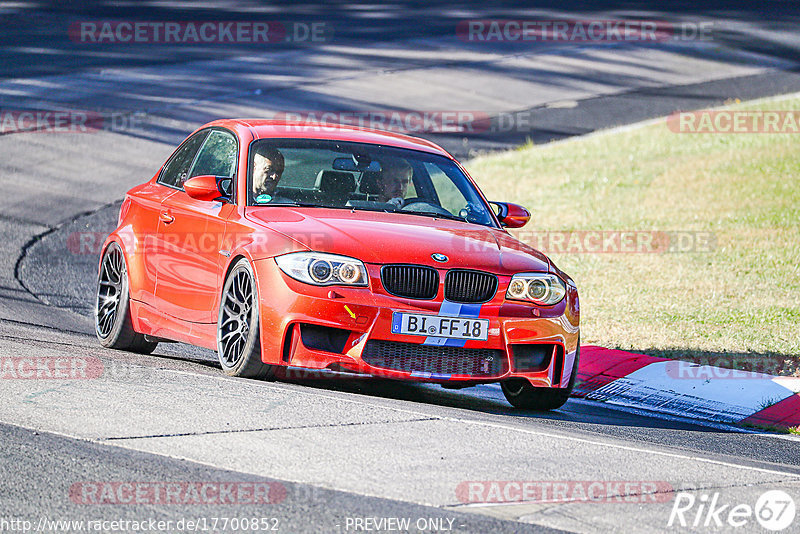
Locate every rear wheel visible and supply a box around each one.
[217,258,276,379]
[95,242,157,354]
[501,342,580,410]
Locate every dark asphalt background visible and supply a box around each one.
[1,422,556,533]
[3,0,800,158]
[2,0,799,80]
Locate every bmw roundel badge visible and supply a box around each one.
[431,253,449,263]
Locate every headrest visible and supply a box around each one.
[315,170,356,195]
[358,171,382,195]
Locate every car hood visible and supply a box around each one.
[245,207,550,274]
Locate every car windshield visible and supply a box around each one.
[247,138,497,227]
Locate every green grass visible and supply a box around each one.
[741,422,795,435]
[466,96,800,373]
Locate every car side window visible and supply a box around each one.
[158,131,209,189]
[189,130,238,179]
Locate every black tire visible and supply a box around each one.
[95,242,158,354]
[216,258,276,379]
[501,342,580,410]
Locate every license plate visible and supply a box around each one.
[392,312,489,341]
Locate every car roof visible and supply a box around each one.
[205,119,453,159]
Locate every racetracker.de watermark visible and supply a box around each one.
[667,110,800,133]
[0,110,142,134]
[69,481,287,505]
[68,230,715,256]
[274,111,492,134]
[69,21,330,44]
[457,19,714,42]
[273,109,588,134]
[67,231,333,256]
[513,230,716,254]
[665,356,799,379]
[456,481,674,504]
[0,357,103,379]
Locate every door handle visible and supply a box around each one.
[159,211,175,224]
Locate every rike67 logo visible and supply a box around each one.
[669,490,796,531]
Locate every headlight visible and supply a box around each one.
[505,273,566,306]
[275,252,368,287]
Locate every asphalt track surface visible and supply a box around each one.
[2,2,800,533]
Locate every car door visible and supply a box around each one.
[137,130,209,305]
[153,128,238,323]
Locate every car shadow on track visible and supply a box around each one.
[270,371,732,433]
[128,342,748,434]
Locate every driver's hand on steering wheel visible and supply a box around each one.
[387,197,404,208]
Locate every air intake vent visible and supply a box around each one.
[444,269,498,303]
[362,340,506,377]
[511,344,558,372]
[381,265,439,299]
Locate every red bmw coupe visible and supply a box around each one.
[95,120,580,410]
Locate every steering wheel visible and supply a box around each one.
[400,199,452,216]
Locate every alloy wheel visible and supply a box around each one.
[218,268,255,367]
[95,246,123,338]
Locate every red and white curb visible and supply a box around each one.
[575,347,800,429]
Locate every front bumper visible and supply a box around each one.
[253,258,580,388]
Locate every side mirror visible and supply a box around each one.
[490,201,530,228]
[184,175,229,201]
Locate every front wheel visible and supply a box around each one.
[217,258,276,379]
[95,242,157,354]
[501,343,580,410]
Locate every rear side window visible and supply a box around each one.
[190,130,238,179]
[158,131,209,188]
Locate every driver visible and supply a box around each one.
[377,157,412,208]
[252,147,287,203]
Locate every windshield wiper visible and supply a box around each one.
[266,202,343,208]
[348,205,394,214]
[402,210,468,223]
